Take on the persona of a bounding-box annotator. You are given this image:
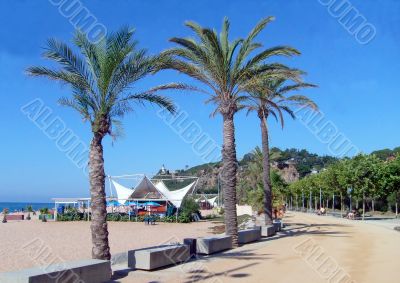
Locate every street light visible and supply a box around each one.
[347,186,353,211]
[320,187,322,209]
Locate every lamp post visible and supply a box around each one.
[319,187,322,209]
[347,186,353,211]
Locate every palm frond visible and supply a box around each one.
[242,68,317,129]
[44,38,95,90]
[244,46,300,70]
[122,93,176,114]
[27,26,182,139]
[278,83,317,94]
[285,95,319,110]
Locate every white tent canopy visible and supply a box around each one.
[207,196,218,207]
[130,176,163,199]
[111,180,134,205]
[154,181,196,208]
[109,175,197,208]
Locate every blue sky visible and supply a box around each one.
[0,0,399,202]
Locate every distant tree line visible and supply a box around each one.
[287,153,400,215]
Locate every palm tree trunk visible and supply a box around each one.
[260,116,273,225]
[89,132,111,260]
[221,112,239,247]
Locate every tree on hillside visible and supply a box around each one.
[238,147,287,213]
[371,149,394,160]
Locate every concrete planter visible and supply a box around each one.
[238,227,261,244]
[128,244,190,270]
[0,259,111,283]
[196,235,232,255]
[261,225,276,237]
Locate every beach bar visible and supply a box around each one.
[52,175,199,221]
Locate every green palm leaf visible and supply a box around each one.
[27,26,187,137]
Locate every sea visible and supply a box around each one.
[0,202,53,212]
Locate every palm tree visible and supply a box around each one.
[244,76,317,224]
[40,207,49,222]
[162,17,299,246]
[2,208,8,223]
[26,205,33,220]
[27,27,184,259]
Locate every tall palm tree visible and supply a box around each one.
[27,27,184,259]
[26,205,33,220]
[244,76,317,224]
[162,17,299,246]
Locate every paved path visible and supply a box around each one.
[112,212,400,283]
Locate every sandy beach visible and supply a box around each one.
[0,219,216,273]
[1,212,399,282]
[113,212,400,283]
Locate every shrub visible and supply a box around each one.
[203,214,219,220]
[57,212,84,221]
[180,197,200,216]
[39,208,49,222]
[177,213,191,223]
[107,213,122,221]
[160,216,177,223]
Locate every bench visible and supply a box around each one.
[4,214,24,221]
[238,228,261,244]
[144,215,156,225]
[128,244,190,270]
[196,235,232,255]
[0,259,111,283]
[261,225,276,237]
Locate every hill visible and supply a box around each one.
[177,147,338,193]
[371,147,400,160]
[162,146,398,193]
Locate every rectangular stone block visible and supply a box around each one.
[196,235,232,255]
[273,221,282,232]
[238,228,261,244]
[0,259,111,283]
[261,225,276,237]
[111,251,128,266]
[183,238,197,257]
[128,244,190,270]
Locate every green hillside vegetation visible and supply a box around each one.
[371,147,400,160]
[178,146,400,215]
[241,147,337,177]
